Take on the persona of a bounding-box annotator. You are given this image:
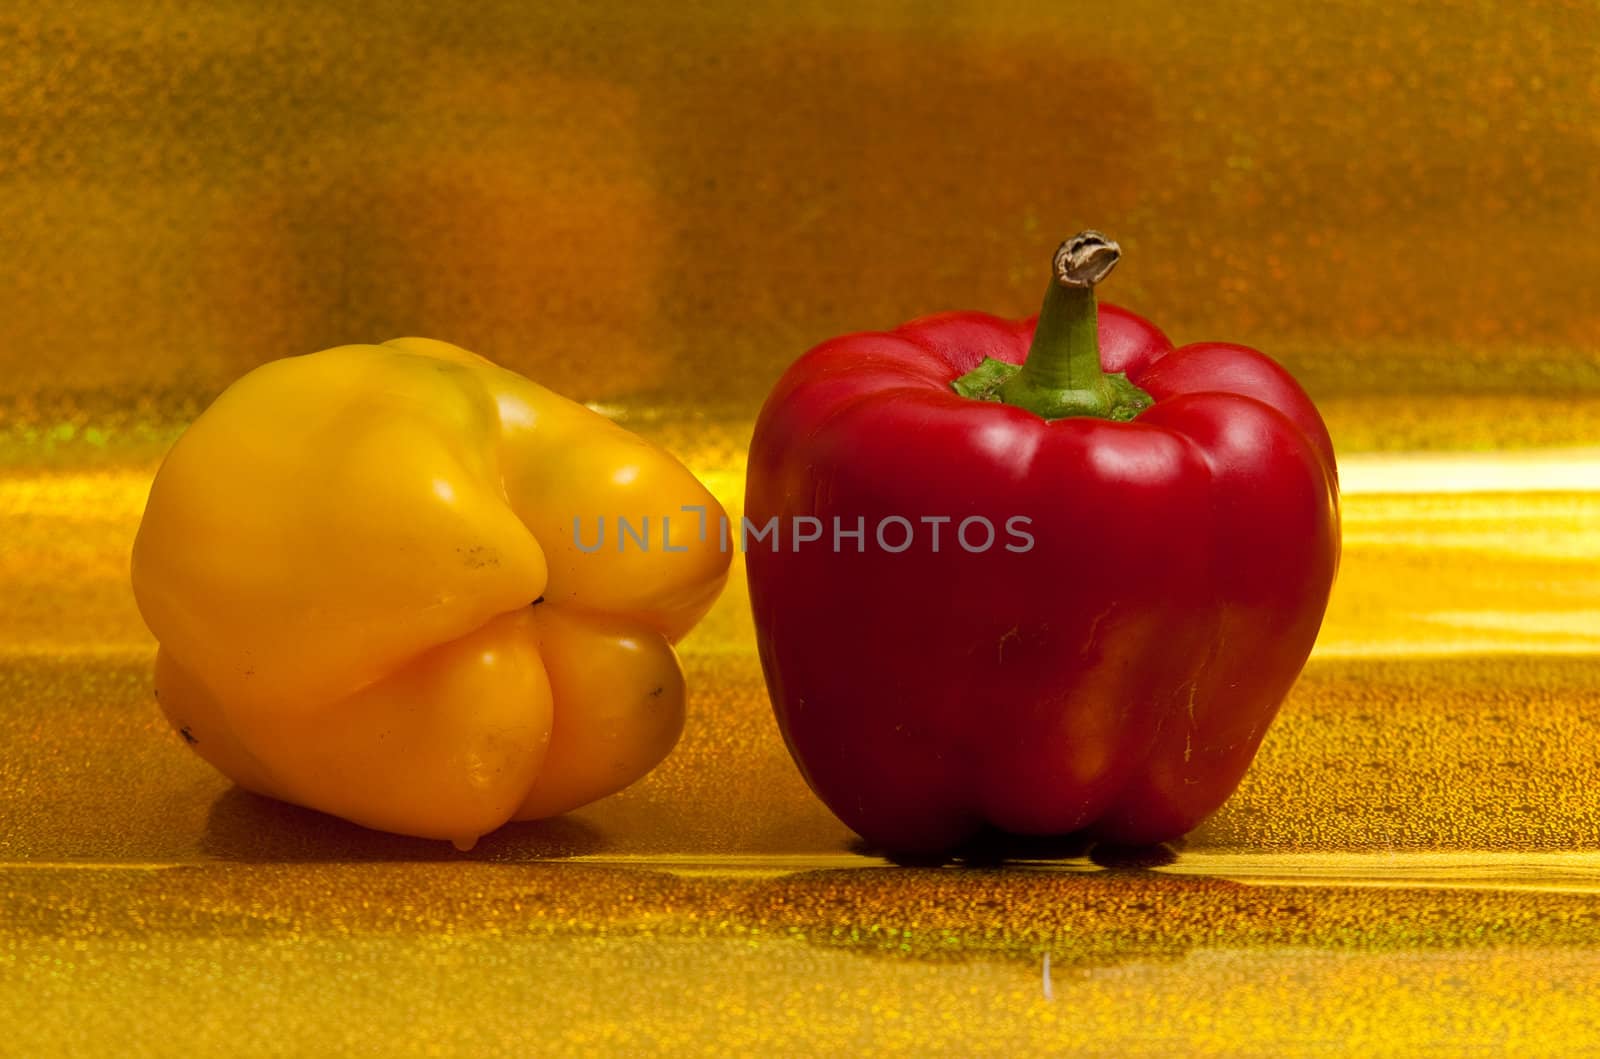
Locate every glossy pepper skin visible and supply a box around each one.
[132,338,729,849]
[746,234,1339,854]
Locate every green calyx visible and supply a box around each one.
[951,231,1154,423]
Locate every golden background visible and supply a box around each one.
[3,1,1599,1055]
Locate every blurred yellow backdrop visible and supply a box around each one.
[2,0,1597,430]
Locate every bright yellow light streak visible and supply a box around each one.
[1339,447,1600,495]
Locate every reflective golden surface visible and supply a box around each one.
[6,0,1600,1054]
[4,439,1600,1054]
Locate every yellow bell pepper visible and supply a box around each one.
[131,337,730,849]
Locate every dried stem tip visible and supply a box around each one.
[1052,231,1121,289]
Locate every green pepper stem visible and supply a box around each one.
[998,232,1123,419]
[949,231,1155,421]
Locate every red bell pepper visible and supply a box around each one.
[745,232,1340,854]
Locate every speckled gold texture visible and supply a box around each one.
[5,454,1600,1053]
[3,2,1599,409]
[5,1,1600,1055]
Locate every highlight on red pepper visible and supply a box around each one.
[745,232,1341,854]
[131,338,730,850]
